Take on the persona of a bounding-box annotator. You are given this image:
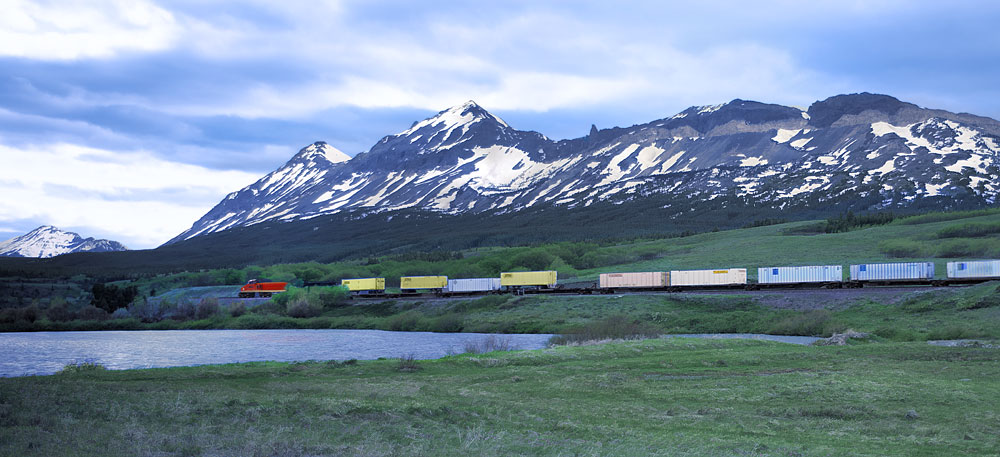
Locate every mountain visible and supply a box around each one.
[167,94,1000,245]
[0,226,129,258]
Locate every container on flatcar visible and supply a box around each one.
[849,262,934,281]
[599,272,669,289]
[500,270,558,287]
[444,278,502,293]
[947,260,1000,279]
[341,277,386,293]
[669,268,747,286]
[757,265,842,284]
[400,276,448,290]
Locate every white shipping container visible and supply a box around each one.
[670,268,747,286]
[947,260,1000,279]
[757,265,843,284]
[850,262,934,281]
[599,272,669,288]
[444,278,502,293]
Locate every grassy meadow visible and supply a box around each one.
[2,338,998,456]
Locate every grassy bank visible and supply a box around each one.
[5,282,1000,342]
[2,338,998,456]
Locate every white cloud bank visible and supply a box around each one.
[0,143,259,248]
[0,0,179,60]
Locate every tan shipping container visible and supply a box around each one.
[500,270,558,287]
[599,272,669,288]
[400,276,448,289]
[669,268,747,286]
[341,277,386,292]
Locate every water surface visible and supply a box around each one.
[0,329,553,377]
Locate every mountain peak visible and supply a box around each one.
[0,226,128,258]
[400,100,509,137]
[291,141,351,165]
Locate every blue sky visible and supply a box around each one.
[2,0,999,249]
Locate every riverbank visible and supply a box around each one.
[4,282,1000,342]
[1,338,997,456]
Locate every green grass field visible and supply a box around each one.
[2,338,998,456]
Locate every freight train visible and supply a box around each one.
[332,260,1000,298]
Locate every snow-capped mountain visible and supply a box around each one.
[167,94,1000,244]
[0,226,128,258]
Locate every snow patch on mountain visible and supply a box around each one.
[772,129,800,143]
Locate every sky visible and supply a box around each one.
[2,0,999,249]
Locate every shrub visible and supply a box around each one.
[452,295,508,313]
[878,239,928,258]
[386,310,424,331]
[463,335,514,354]
[76,305,110,321]
[110,308,131,319]
[550,315,661,345]
[313,286,350,309]
[429,313,464,333]
[965,293,1000,310]
[196,298,220,319]
[128,298,163,322]
[768,310,836,336]
[228,302,247,317]
[935,222,1000,238]
[172,300,196,321]
[397,353,420,372]
[46,303,75,322]
[58,360,107,374]
[287,297,321,318]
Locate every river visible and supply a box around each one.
[0,329,554,377]
[0,330,825,377]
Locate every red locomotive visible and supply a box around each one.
[238,279,288,298]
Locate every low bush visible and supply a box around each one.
[397,353,420,372]
[196,298,220,319]
[286,298,321,318]
[429,313,464,332]
[878,239,929,258]
[386,310,425,331]
[550,315,661,345]
[463,335,514,353]
[934,222,1000,238]
[767,310,837,336]
[58,360,107,374]
[228,302,247,317]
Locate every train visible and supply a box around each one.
[328,260,1000,298]
[238,279,289,298]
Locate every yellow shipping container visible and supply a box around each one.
[500,270,558,287]
[341,277,386,292]
[400,276,448,289]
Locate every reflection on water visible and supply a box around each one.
[0,329,554,377]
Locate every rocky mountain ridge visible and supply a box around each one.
[0,226,129,258]
[167,93,1000,245]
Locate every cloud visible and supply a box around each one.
[0,0,180,60]
[1,0,999,249]
[0,142,260,248]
